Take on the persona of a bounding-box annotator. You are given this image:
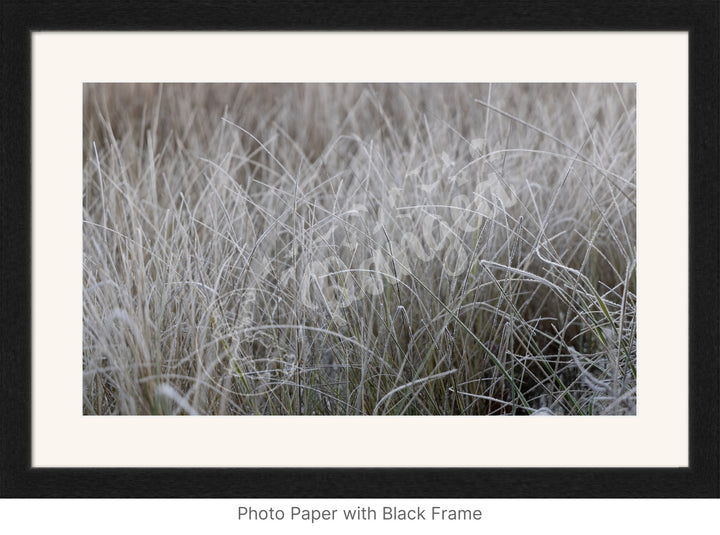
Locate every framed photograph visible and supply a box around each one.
[1,1,718,498]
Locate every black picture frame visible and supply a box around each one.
[1,0,718,498]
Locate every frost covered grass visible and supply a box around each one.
[83,83,636,415]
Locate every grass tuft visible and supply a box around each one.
[83,83,636,415]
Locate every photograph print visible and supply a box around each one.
[83,83,636,416]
